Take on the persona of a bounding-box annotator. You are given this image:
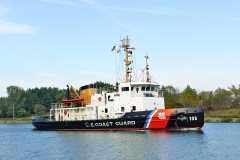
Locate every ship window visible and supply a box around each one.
[132,106,136,111]
[108,95,114,101]
[121,87,129,92]
[105,108,108,113]
[136,87,139,93]
[121,107,125,112]
[141,86,145,91]
[146,86,150,91]
[144,93,154,97]
[151,87,155,91]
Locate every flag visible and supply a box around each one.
[117,48,121,53]
[111,45,116,51]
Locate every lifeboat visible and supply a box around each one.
[62,98,84,105]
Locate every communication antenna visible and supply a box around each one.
[144,53,151,82]
[141,69,145,82]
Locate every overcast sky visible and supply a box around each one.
[0,0,240,97]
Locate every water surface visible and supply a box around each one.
[0,123,239,160]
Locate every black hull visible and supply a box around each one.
[32,107,204,131]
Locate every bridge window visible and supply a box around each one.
[131,87,133,91]
[132,106,136,111]
[141,86,145,91]
[146,86,150,91]
[144,93,154,97]
[121,87,129,92]
[136,87,139,93]
[121,107,125,112]
[105,108,108,113]
[151,87,155,91]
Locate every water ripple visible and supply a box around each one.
[0,123,240,160]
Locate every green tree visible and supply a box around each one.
[213,88,232,109]
[179,85,199,107]
[93,81,114,92]
[17,108,27,117]
[24,90,39,114]
[0,98,8,117]
[198,91,214,110]
[34,104,46,114]
[160,85,182,108]
[0,86,66,117]
[6,86,25,117]
[229,85,240,108]
[56,92,65,102]
[7,86,25,100]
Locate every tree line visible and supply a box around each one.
[0,82,239,118]
[0,86,65,118]
[161,85,240,109]
[0,81,113,118]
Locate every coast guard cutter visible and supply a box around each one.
[32,37,204,130]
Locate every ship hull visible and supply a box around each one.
[32,107,204,131]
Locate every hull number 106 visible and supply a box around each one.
[189,116,198,121]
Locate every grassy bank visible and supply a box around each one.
[0,114,48,124]
[205,108,240,123]
[0,117,32,124]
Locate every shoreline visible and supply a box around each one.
[204,117,240,123]
[0,118,31,124]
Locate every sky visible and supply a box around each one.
[0,0,240,97]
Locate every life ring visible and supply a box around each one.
[64,110,67,115]
[98,97,102,102]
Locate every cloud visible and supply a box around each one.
[0,19,35,34]
[39,0,141,32]
[0,5,35,34]
[103,6,176,16]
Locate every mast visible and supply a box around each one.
[141,69,145,82]
[144,54,151,82]
[121,36,134,82]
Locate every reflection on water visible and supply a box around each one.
[0,123,240,160]
[149,128,204,135]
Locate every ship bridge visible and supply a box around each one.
[118,82,160,98]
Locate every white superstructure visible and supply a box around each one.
[50,82,165,121]
[50,37,165,122]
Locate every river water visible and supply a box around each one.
[0,123,239,160]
